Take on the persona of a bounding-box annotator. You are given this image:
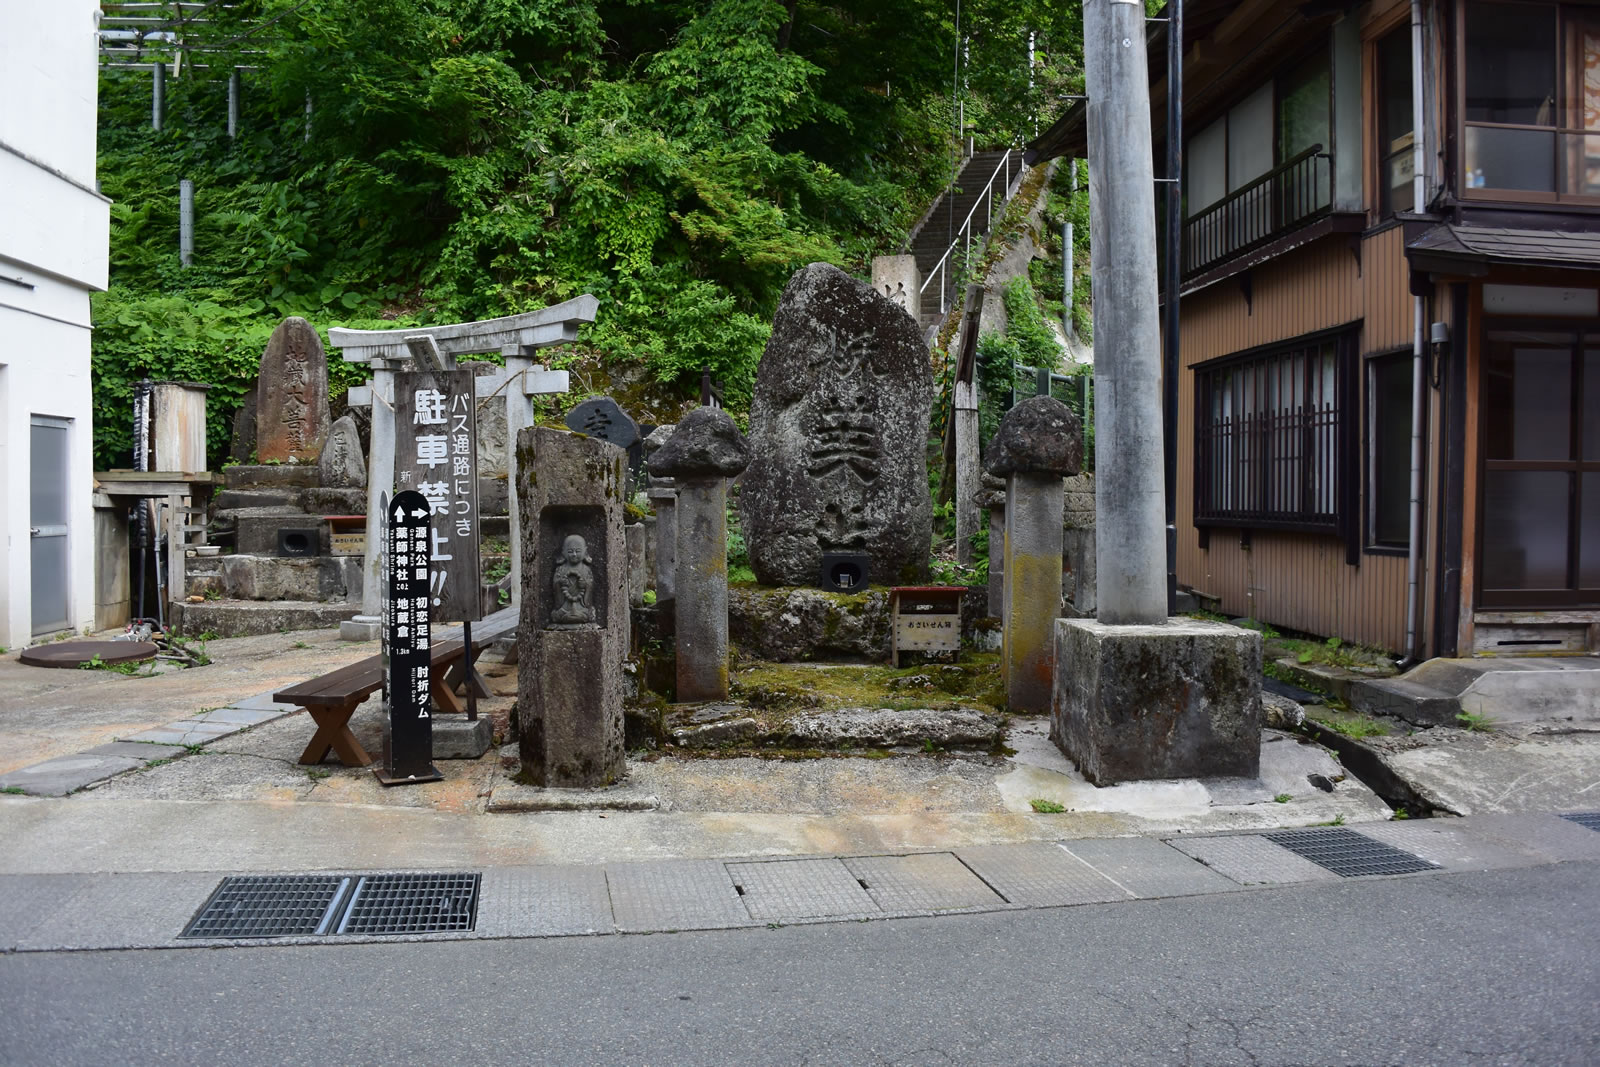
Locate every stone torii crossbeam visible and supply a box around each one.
[330,296,599,615]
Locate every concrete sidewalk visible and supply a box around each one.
[1,811,1596,952]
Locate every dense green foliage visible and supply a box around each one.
[94,0,1085,467]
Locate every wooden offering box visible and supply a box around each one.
[889,586,965,667]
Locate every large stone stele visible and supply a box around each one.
[740,262,933,586]
[318,414,366,489]
[256,317,332,463]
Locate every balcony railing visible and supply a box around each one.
[1183,145,1332,277]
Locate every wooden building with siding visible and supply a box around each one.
[1031,0,1600,659]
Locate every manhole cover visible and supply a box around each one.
[1559,811,1600,833]
[181,875,353,939]
[1264,827,1439,878]
[336,873,481,935]
[19,641,158,669]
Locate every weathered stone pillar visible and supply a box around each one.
[516,428,627,787]
[644,425,677,606]
[647,408,750,702]
[987,397,1080,714]
[953,378,981,563]
[975,474,1006,620]
[625,524,646,609]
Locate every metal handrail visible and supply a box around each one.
[919,149,1026,315]
[1183,144,1331,276]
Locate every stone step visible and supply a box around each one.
[215,554,363,602]
[212,505,311,525]
[213,488,303,511]
[222,464,322,489]
[1348,676,1460,727]
[300,487,368,516]
[171,599,362,638]
[1350,656,1600,728]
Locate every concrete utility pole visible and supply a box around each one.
[228,71,240,140]
[1084,0,1167,626]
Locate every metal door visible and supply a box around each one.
[30,416,71,634]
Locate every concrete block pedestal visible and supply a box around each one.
[1052,617,1262,785]
[340,615,380,641]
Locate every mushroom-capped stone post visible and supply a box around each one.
[647,406,750,479]
[647,406,748,701]
[986,396,1076,713]
[984,394,1083,478]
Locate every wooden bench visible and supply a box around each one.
[275,606,518,767]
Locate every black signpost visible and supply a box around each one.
[377,490,442,785]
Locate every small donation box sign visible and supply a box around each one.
[890,586,965,667]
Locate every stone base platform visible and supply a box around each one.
[172,599,362,638]
[1052,617,1262,786]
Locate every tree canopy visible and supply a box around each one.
[94,0,1084,465]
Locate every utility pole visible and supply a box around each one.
[1084,0,1166,625]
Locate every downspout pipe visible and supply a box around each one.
[1400,0,1428,668]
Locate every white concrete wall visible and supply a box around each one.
[0,0,109,647]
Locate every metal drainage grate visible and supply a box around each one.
[336,873,481,935]
[181,875,353,939]
[181,872,480,939]
[1559,811,1600,833]
[1264,827,1439,878]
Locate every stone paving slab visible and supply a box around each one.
[15,872,222,951]
[191,707,289,726]
[842,852,1007,913]
[606,859,753,932]
[727,858,881,922]
[475,865,614,938]
[1165,834,1339,886]
[227,691,305,713]
[954,842,1132,907]
[1059,837,1242,898]
[120,719,240,746]
[1354,821,1538,872]
[0,874,94,950]
[0,754,146,797]
[81,741,186,760]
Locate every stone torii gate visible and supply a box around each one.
[330,296,598,615]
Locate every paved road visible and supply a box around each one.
[3,862,1596,1066]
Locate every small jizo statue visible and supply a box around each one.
[550,534,596,625]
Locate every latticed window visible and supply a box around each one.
[1195,331,1355,531]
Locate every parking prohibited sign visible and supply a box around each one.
[394,368,482,623]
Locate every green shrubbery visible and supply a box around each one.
[95,0,1085,468]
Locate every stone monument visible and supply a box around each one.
[255,317,332,463]
[741,262,932,586]
[648,407,749,702]
[318,414,366,489]
[975,473,1006,620]
[515,427,627,787]
[986,396,1080,714]
[644,424,677,605]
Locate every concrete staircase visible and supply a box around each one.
[907,149,1025,323]
[1349,656,1600,728]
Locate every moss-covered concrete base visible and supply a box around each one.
[1051,617,1262,785]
